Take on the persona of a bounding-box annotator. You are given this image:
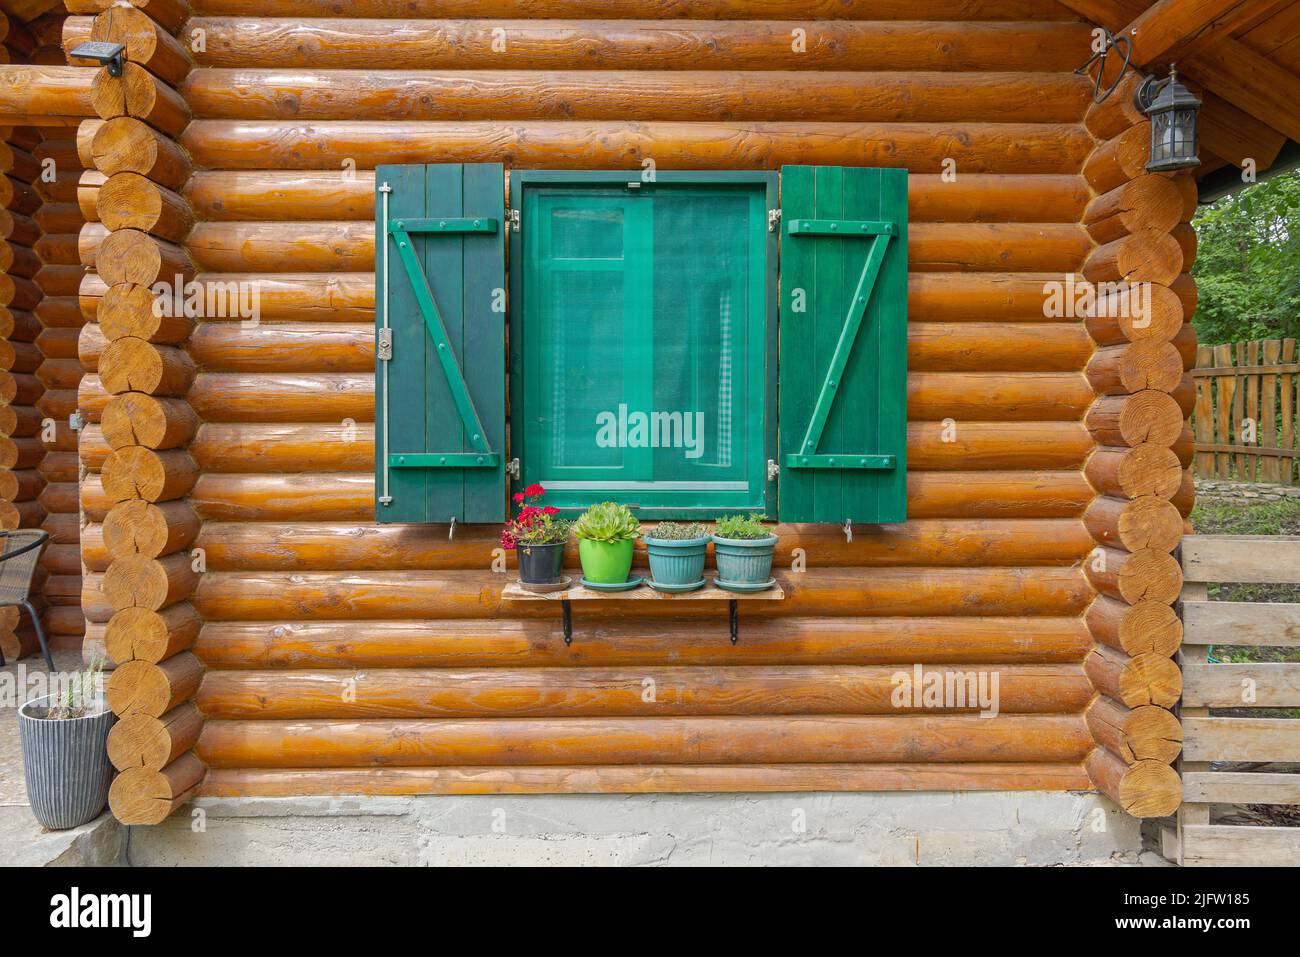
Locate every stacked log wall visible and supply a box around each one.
[53,0,1179,811]
[66,0,207,824]
[1079,72,1193,818]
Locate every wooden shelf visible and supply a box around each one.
[501,578,785,644]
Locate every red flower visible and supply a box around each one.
[525,483,545,497]
[513,492,525,503]
[543,506,559,515]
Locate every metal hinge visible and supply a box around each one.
[510,209,520,232]
[507,457,520,479]
[68,411,84,432]
[768,208,781,232]
[377,328,393,361]
[767,458,779,482]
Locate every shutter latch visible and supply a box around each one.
[377,327,393,361]
[510,209,520,232]
[768,208,781,232]
[767,459,779,482]
[507,457,520,480]
[68,411,84,432]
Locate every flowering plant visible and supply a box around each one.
[501,484,570,548]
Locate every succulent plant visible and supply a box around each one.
[713,513,772,541]
[572,502,641,543]
[645,522,710,541]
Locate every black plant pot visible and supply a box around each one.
[517,542,565,584]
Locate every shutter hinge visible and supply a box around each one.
[507,457,520,479]
[768,208,781,232]
[510,208,520,232]
[377,327,393,361]
[68,411,84,432]
[767,458,779,482]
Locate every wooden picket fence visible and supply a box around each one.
[1164,536,1300,867]
[1193,338,1300,485]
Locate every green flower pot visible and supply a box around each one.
[711,534,778,584]
[578,538,635,584]
[645,535,710,586]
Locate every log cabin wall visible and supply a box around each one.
[51,0,1194,813]
[1,8,90,659]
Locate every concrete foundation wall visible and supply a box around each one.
[127,791,1146,867]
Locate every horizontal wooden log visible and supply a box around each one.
[106,651,203,718]
[176,221,1090,275]
[0,65,95,119]
[98,282,194,343]
[1085,696,1182,765]
[95,228,191,286]
[1083,495,1182,553]
[106,602,200,664]
[106,701,202,770]
[89,115,190,189]
[1086,390,1185,448]
[179,371,1095,423]
[162,518,1093,574]
[188,567,1090,621]
[1082,123,1149,193]
[1085,748,1180,818]
[179,120,1094,174]
[199,762,1093,797]
[182,69,1092,124]
[101,446,198,502]
[87,4,192,87]
[101,393,198,449]
[1085,444,1183,500]
[96,172,194,242]
[181,170,1090,224]
[103,552,199,611]
[196,664,1090,719]
[107,750,205,825]
[90,62,189,137]
[1085,646,1181,709]
[1086,340,1183,395]
[1082,233,1183,287]
[103,499,199,560]
[1084,545,1182,605]
[97,337,194,395]
[185,16,1091,73]
[1083,174,1183,244]
[192,615,1093,671]
[196,714,1093,768]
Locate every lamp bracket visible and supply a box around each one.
[70,41,126,77]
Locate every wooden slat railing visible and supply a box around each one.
[1165,535,1300,866]
[1193,338,1299,486]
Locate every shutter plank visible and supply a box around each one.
[779,165,907,524]
[375,163,506,524]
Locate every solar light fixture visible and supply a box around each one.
[69,41,126,77]
[1134,64,1202,173]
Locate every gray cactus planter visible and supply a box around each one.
[18,694,115,830]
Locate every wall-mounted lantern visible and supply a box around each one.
[1134,64,1202,172]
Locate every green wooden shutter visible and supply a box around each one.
[375,163,506,523]
[778,166,907,524]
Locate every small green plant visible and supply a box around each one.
[45,657,106,720]
[572,502,641,543]
[714,513,772,540]
[645,522,709,541]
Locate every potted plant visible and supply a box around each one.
[711,513,778,591]
[18,658,115,830]
[644,522,710,592]
[572,501,641,587]
[502,483,571,588]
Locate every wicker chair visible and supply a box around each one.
[0,530,52,670]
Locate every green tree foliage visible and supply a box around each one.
[1191,168,1300,345]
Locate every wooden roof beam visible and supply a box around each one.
[1122,0,1271,67]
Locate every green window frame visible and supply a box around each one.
[508,171,779,519]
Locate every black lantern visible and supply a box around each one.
[1133,64,1201,172]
